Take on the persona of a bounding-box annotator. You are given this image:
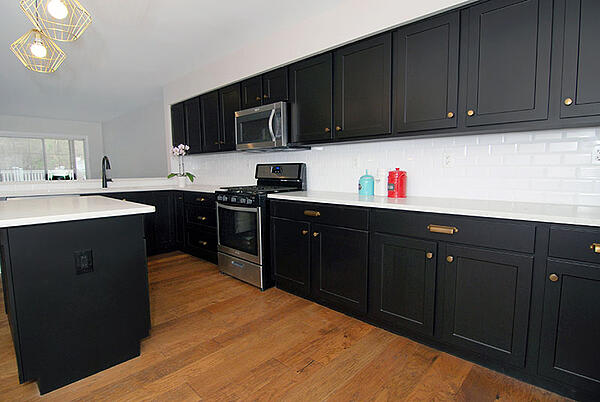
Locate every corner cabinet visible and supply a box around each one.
[463,0,553,126]
[393,12,459,133]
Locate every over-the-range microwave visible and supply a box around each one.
[235,101,289,151]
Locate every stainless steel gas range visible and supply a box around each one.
[215,163,306,290]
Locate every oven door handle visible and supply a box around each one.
[217,203,260,213]
[268,109,276,142]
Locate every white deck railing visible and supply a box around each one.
[0,168,47,182]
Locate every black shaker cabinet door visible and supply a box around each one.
[200,90,221,153]
[184,97,202,154]
[271,217,311,297]
[170,102,186,147]
[152,192,176,253]
[262,67,288,103]
[369,233,437,336]
[560,0,600,118]
[464,0,553,126]
[311,224,369,314]
[334,33,392,139]
[394,12,459,133]
[289,53,334,144]
[442,245,533,367]
[539,259,600,395]
[219,83,241,151]
[241,76,263,109]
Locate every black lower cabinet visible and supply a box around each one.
[151,192,176,254]
[271,217,311,296]
[441,245,533,367]
[369,233,437,336]
[174,192,185,249]
[311,224,368,314]
[539,259,600,396]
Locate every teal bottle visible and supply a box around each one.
[358,169,375,196]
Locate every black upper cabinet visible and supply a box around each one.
[170,102,186,147]
[394,12,459,133]
[369,233,437,336]
[334,34,392,139]
[442,245,533,367]
[464,0,553,126]
[560,0,600,119]
[262,67,288,103]
[271,217,311,297]
[539,259,600,395]
[218,83,241,151]
[184,97,202,154]
[200,91,221,153]
[311,224,369,314]
[289,53,334,143]
[241,76,263,109]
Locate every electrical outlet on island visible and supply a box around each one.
[593,144,600,165]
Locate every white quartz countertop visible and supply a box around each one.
[0,195,156,228]
[268,191,600,227]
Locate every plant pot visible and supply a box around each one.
[177,176,186,188]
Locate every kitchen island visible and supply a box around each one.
[0,196,155,394]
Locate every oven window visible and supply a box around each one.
[218,207,258,257]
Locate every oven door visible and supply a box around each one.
[217,203,262,265]
[235,102,287,150]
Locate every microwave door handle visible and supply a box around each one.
[268,109,276,142]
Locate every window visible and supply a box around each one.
[0,136,87,182]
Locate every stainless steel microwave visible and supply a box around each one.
[235,101,288,151]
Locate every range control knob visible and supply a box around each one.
[239,198,246,204]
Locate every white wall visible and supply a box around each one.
[162,0,600,206]
[102,99,168,179]
[0,114,104,178]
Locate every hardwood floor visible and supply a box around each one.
[0,251,570,401]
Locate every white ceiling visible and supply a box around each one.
[0,1,344,122]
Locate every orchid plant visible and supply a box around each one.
[167,144,196,182]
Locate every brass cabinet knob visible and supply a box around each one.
[263,94,269,99]
[549,273,559,282]
[426,252,433,260]
[301,229,309,235]
[324,127,331,133]
[446,256,454,263]
[467,110,475,116]
[590,243,600,253]
[198,216,207,221]
[220,141,225,145]
[255,96,261,101]
[564,97,573,106]
[196,197,205,202]
[335,126,342,132]
[199,240,208,247]
[447,112,454,119]
[313,232,320,237]
[214,141,220,145]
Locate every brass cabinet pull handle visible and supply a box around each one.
[428,224,458,235]
[591,243,600,254]
[304,210,321,217]
[199,240,208,246]
[255,96,262,101]
[335,126,342,132]
[214,141,220,145]
[301,229,309,235]
[467,109,475,116]
[564,97,573,106]
[549,273,559,282]
[426,252,433,260]
[447,112,454,119]
[198,216,207,221]
[324,127,331,133]
[196,197,206,202]
[446,256,454,263]
[263,94,269,99]
[313,232,320,237]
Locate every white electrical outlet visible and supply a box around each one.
[593,145,600,165]
[443,153,455,168]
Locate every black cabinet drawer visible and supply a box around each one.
[185,206,216,228]
[183,192,215,208]
[371,209,535,253]
[549,226,600,265]
[270,200,368,231]
[185,227,217,253]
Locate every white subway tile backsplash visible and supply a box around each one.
[181,127,600,207]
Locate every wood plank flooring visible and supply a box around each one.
[0,251,570,401]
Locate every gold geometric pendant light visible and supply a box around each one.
[10,29,66,73]
[20,0,92,42]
